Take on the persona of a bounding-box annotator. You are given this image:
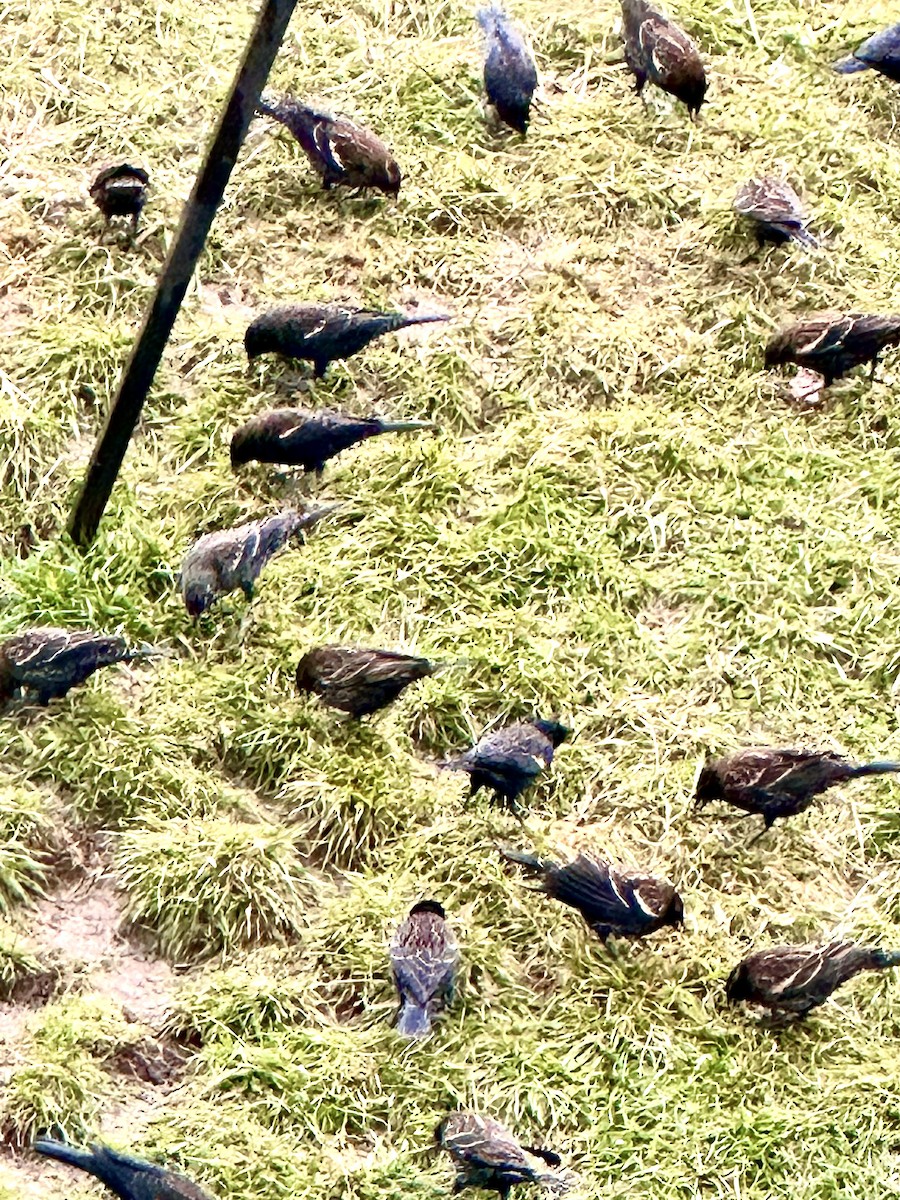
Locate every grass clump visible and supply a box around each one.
[0,777,62,913]
[0,1057,109,1148]
[115,819,313,960]
[164,954,311,1043]
[0,923,60,1002]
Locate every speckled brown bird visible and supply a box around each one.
[726,942,900,1017]
[180,506,338,617]
[296,646,437,718]
[501,846,683,941]
[244,303,449,377]
[230,408,436,476]
[733,177,817,247]
[257,93,401,196]
[834,23,900,84]
[764,313,900,387]
[0,628,157,708]
[477,6,539,135]
[34,1140,214,1200]
[390,899,459,1038]
[695,747,900,833]
[89,162,149,235]
[436,1113,564,1200]
[620,0,707,118]
[443,718,569,814]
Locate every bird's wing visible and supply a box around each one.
[4,628,111,671]
[754,943,856,999]
[640,14,697,84]
[391,919,458,1004]
[445,1116,531,1170]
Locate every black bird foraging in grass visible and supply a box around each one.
[476,5,538,135]
[180,506,339,617]
[0,628,158,708]
[296,646,437,718]
[390,899,459,1038]
[764,313,900,387]
[726,942,900,1018]
[834,23,900,84]
[695,747,900,834]
[620,0,707,119]
[89,162,149,236]
[733,177,817,247]
[244,303,450,377]
[34,1139,214,1200]
[230,408,436,476]
[501,846,683,942]
[436,1112,564,1199]
[256,92,402,196]
[443,718,569,814]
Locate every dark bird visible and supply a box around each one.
[696,747,900,833]
[390,899,459,1038]
[733,177,817,247]
[726,941,900,1017]
[834,23,900,84]
[256,93,401,196]
[230,408,436,476]
[620,0,707,118]
[0,628,158,708]
[476,6,539,135]
[34,1139,213,1200]
[296,646,437,718]
[436,1112,564,1200]
[180,506,338,617]
[443,718,569,814]
[89,162,149,235]
[501,847,683,942]
[244,303,450,377]
[764,313,900,387]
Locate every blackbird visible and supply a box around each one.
[834,23,900,84]
[89,163,149,235]
[620,0,707,118]
[244,303,449,377]
[390,899,459,1038]
[436,1113,563,1199]
[501,847,683,942]
[34,1139,213,1200]
[443,718,569,814]
[726,942,900,1017]
[696,747,900,833]
[257,93,401,196]
[180,506,338,617]
[230,408,436,475]
[476,6,539,135]
[0,628,158,708]
[733,177,817,247]
[296,646,437,718]
[764,313,900,387]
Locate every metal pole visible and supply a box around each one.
[67,0,299,548]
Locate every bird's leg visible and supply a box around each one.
[746,821,772,847]
[241,581,255,602]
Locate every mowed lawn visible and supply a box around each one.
[2,1,900,1199]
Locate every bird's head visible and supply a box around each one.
[230,426,255,468]
[664,892,685,928]
[434,1117,450,1147]
[675,67,707,121]
[295,652,317,695]
[693,762,722,806]
[182,578,217,618]
[725,961,751,1003]
[410,899,446,919]
[532,718,571,747]
[764,331,792,368]
[382,160,402,197]
[244,317,276,361]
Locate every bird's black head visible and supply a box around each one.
[764,331,792,369]
[680,78,707,121]
[725,961,751,1003]
[694,763,723,805]
[410,899,446,919]
[244,317,277,361]
[434,1117,449,1146]
[183,579,216,618]
[381,161,402,197]
[532,718,571,747]
[230,426,255,468]
[664,892,685,928]
[496,99,530,135]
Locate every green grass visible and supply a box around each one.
[4,0,900,1195]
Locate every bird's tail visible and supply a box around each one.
[850,760,900,778]
[498,845,553,872]
[256,91,320,123]
[524,1146,562,1168]
[374,418,438,433]
[122,643,166,662]
[34,1140,98,1171]
[395,312,451,330]
[291,502,342,533]
[396,1000,432,1038]
[790,226,819,248]
[832,55,869,75]
[869,949,900,970]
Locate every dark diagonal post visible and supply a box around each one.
[67,0,298,549]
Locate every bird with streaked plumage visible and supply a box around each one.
[390,899,459,1038]
[230,408,436,477]
[733,177,817,247]
[476,5,538,135]
[296,646,437,718]
[257,93,401,196]
[696,747,900,835]
[620,0,707,119]
[179,507,338,617]
[726,942,900,1018]
[244,302,449,378]
[834,23,900,84]
[764,313,900,387]
[442,717,569,815]
[436,1112,566,1199]
[34,1139,214,1200]
[501,846,683,942]
[0,628,159,708]
[90,162,149,237]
